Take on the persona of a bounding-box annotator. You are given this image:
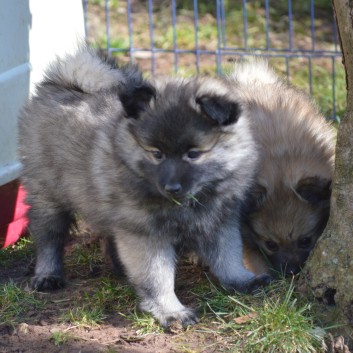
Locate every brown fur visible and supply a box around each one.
[228,59,336,275]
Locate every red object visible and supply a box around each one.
[0,180,29,248]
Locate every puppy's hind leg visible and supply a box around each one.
[29,206,74,291]
[114,232,199,328]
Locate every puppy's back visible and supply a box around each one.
[228,59,335,187]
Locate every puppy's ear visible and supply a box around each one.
[295,177,331,205]
[196,95,241,126]
[119,65,156,118]
[120,83,156,118]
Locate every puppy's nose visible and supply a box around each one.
[164,183,182,194]
[282,264,300,276]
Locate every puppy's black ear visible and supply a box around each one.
[296,177,332,205]
[120,83,156,118]
[118,65,155,118]
[196,95,241,126]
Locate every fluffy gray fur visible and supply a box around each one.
[18,47,270,327]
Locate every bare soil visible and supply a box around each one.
[0,230,225,353]
[1,231,351,353]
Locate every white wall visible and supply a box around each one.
[0,0,85,186]
[0,0,31,186]
[28,0,85,91]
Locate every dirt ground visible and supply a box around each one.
[0,230,228,353]
[1,232,352,353]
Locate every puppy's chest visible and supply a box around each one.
[152,206,219,240]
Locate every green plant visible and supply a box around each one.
[66,241,103,273]
[0,281,44,326]
[60,304,106,328]
[50,330,72,346]
[91,277,136,312]
[123,309,164,336]
[0,237,34,268]
[195,278,327,353]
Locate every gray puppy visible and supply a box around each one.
[18,47,270,327]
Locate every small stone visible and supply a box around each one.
[17,323,29,334]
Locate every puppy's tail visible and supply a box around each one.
[229,57,279,85]
[42,45,141,94]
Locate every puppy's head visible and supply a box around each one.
[117,77,255,206]
[243,177,331,274]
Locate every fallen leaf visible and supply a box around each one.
[233,312,258,324]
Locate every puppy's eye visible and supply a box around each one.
[186,150,202,160]
[298,237,312,249]
[265,240,279,252]
[150,150,163,161]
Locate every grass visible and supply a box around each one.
[0,236,34,268]
[59,276,137,328]
[60,304,107,328]
[194,278,327,352]
[0,236,340,351]
[126,310,164,336]
[0,281,44,326]
[50,330,73,346]
[67,241,103,273]
[0,238,41,327]
[232,287,324,352]
[90,277,136,312]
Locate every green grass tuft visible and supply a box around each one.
[91,277,136,312]
[0,237,34,268]
[123,309,164,336]
[193,277,327,352]
[66,241,103,273]
[0,281,44,326]
[238,284,325,352]
[50,330,73,346]
[60,304,106,328]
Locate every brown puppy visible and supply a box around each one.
[228,59,335,275]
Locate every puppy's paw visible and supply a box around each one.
[224,273,272,294]
[160,307,199,329]
[140,299,199,329]
[31,275,65,291]
[243,273,272,293]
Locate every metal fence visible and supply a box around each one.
[83,0,343,120]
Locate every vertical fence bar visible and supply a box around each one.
[105,0,111,55]
[310,0,315,51]
[308,57,313,96]
[127,0,133,64]
[216,0,222,75]
[220,0,227,47]
[242,0,248,49]
[288,0,293,51]
[171,0,178,74]
[285,56,290,81]
[83,0,88,38]
[148,0,156,75]
[333,14,339,52]
[331,57,337,120]
[193,0,200,74]
[265,0,270,49]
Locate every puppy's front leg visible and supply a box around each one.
[200,222,271,293]
[113,231,198,327]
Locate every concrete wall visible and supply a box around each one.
[0,0,85,187]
